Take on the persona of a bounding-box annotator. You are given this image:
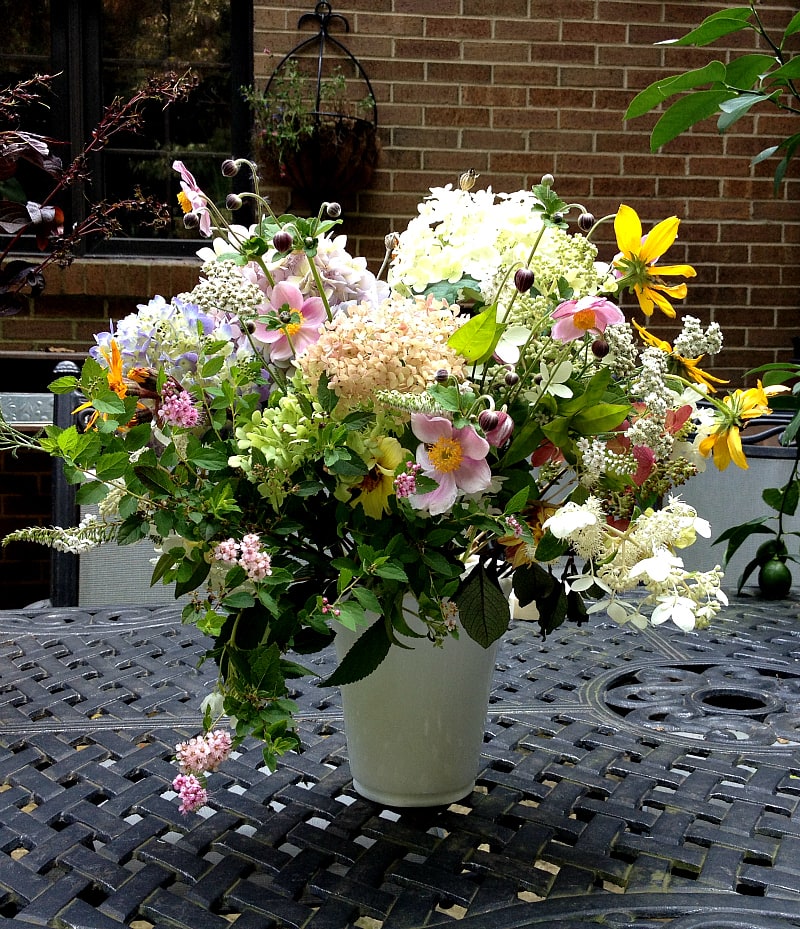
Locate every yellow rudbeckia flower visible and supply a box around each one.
[698,382,786,471]
[613,204,697,318]
[72,339,128,430]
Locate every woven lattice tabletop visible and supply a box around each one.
[0,594,798,928]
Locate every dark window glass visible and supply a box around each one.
[0,0,252,257]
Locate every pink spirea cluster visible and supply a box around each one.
[394,462,421,498]
[175,728,233,775]
[298,295,466,405]
[158,384,200,429]
[213,534,272,581]
[172,773,208,814]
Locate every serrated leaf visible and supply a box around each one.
[75,481,109,505]
[322,620,392,687]
[222,591,256,610]
[373,561,408,582]
[455,566,510,648]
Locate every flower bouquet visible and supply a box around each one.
[1,158,776,810]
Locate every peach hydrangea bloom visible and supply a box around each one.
[298,294,467,405]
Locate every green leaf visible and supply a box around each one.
[317,372,339,414]
[651,90,737,151]
[768,57,800,83]
[504,486,530,515]
[711,517,774,567]
[322,620,392,686]
[201,355,226,378]
[422,550,460,577]
[737,555,761,595]
[174,555,211,597]
[657,8,754,48]
[222,591,256,609]
[373,561,408,582]
[48,375,79,394]
[763,481,799,517]
[534,530,569,562]
[455,566,510,648]
[784,10,800,38]
[93,451,131,481]
[447,306,504,363]
[188,445,230,471]
[75,481,109,505]
[352,586,381,615]
[133,465,177,495]
[625,62,727,119]
[334,599,367,631]
[572,402,629,435]
[724,54,778,89]
[717,93,764,132]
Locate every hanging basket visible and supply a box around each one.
[256,112,380,203]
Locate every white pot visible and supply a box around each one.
[335,600,498,807]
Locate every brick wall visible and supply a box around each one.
[255,0,800,384]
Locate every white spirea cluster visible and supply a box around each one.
[4,513,118,554]
[184,260,265,317]
[603,322,639,376]
[672,316,723,357]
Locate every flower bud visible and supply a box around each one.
[514,267,535,293]
[541,173,555,187]
[459,168,479,191]
[435,368,450,383]
[591,338,610,358]
[552,212,564,225]
[225,193,243,211]
[272,230,293,252]
[504,371,520,386]
[478,410,499,433]
[325,201,342,218]
[183,211,200,230]
[385,232,399,251]
[484,410,514,447]
[578,211,595,232]
[221,159,239,177]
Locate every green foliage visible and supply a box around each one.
[626,3,800,191]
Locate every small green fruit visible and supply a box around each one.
[758,557,792,599]
[756,538,788,565]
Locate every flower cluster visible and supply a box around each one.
[2,158,776,798]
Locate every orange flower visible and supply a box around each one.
[72,339,128,430]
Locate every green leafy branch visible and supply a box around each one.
[626,4,800,191]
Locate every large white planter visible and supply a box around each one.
[335,602,498,807]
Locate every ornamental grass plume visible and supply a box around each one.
[1,157,767,809]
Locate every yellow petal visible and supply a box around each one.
[713,432,732,471]
[633,284,655,316]
[639,215,680,264]
[643,286,677,318]
[614,204,643,258]
[648,263,696,278]
[726,426,748,470]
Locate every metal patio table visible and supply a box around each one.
[0,592,798,928]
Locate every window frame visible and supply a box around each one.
[45,0,254,258]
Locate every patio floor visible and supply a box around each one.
[0,592,798,928]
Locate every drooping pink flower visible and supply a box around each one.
[173,160,212,236]
[252,281,327,362]
[172,773,208,814]
[551,296,624,343]
[408,414,492,516]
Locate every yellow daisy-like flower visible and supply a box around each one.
[698,382,786,471]
[351,436,407,519]
[72,339,128,430]
[632,320,728,393]
[613,204,696,318]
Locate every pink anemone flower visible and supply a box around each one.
[252,281,326,362]
[551,295,624,343]
[409,414,492,516]
[173,160,212,236]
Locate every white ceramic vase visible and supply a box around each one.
[335,600,498,807]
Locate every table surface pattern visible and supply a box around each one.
[0,593,799,928]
